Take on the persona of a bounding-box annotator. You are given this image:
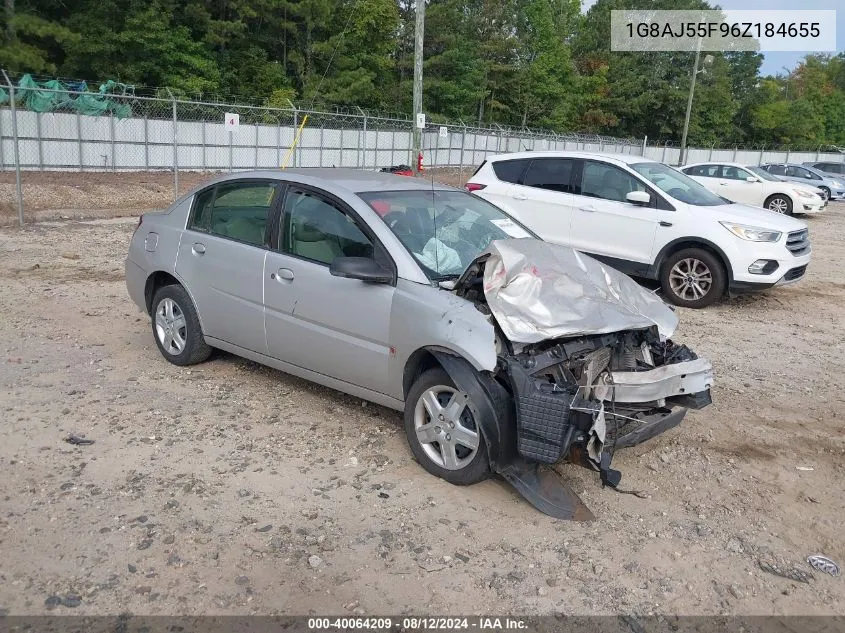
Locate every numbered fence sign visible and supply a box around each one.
[224,113,240,131]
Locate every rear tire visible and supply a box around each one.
[151,284,212,366]
[404,368,490,486]
[660,248,726,309]
[765,194,793,215]
[820,186,830,201]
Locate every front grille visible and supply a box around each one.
[786,229,810,256]
[784,265,807,281]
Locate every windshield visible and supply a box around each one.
[358,189,536,280]
[746,165,779,182]
[630,162,729,206]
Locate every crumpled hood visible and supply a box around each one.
[468,238,679,344]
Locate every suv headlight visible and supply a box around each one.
[793,189,814,199]
[720,222,782,242]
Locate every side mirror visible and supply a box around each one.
[329,256,393,284]
[626,190,651,205]
[746,176,758,182]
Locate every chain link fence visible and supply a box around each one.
[2,71,845,225]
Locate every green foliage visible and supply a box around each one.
[3,0,845,148]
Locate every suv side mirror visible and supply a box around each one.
[329,256,393,284]
[626,191,651,205]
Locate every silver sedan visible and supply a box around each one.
[125,169,713,519]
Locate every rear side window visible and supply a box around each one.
[492,159,529,183]
[819,163,843,173]
[522,158,576,193]
[685,164,720,177]
[190,188,215,231]
[211,182,277,247]
[766,164,786,176]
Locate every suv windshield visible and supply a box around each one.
[630,162,729,206]
[359,189,536,280]
[745,166,780,181]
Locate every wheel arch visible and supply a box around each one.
[144,271,206,333]
[403,345,493,401]
[652,237,733,283]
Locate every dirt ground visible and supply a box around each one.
[0,179,843,617]
[0,168,473,225]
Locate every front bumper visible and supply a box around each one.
[592,358,713,403]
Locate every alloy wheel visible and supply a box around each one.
[669,258,713,302]
[767,197,789,214]
[413,386,480,470]
[154,297,188,355]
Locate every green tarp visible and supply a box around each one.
[3,74,133,118]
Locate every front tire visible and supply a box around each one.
[765,194,793,215]
[151,284,212,366]
[819,186,831,201]
[404,368,490,485]
[660,248,726,309]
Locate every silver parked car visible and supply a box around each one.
[759,163,845,200]
[125,169,713,519]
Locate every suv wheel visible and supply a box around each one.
[404,368,490,486]
[765,194,793,215]
[660,248,726,309]
[151,284,212,366]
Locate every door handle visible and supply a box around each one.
[659,221,673,227]
[192,242,206,255]
[579,206,596,212]
[511,193,527,200]
[272,268,295,282]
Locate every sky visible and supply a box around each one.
[581,0,844,76]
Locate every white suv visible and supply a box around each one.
[466,151,812,308]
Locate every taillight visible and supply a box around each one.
[465,183,486,192]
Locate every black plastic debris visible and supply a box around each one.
[64,434,94,445]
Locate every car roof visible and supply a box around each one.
[482,150,656,168]
[683,161,752,169]
[181,168,459,197]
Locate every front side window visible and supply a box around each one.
[281,189,374,265]
[522,158,576,193]
[630,162,729,206]
[358,189,536,280]
[746,166,780,182]
[766,164,787,176]
[581,161,647,202]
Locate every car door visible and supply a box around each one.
[499,157,578,245]
[568,160,667,270]
[175,179,280,354]
[719,165,765,206]
[263,186,396,394]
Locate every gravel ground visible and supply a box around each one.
[0,194,843,617]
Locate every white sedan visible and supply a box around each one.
[681,162,825,215]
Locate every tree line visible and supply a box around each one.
[2,0,844,149]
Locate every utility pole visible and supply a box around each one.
[679,36,713,167]
[412,0,425,174]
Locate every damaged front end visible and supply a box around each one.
[442,239,714,520]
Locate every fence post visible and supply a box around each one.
[785,148,790,163]
[36,112,44,170]
[709,142,714,161]
[460,124,466,169]
[1,70,24,226]
[202,120,207,170]
[732,146,737,162]
[109,111,116,172]
[759,144,765,164]
[291,107,299,168]
[362,110,368,170]
[76,111,84,170]
[276,118,282,167]
[166,89,178,200]
[816,145,821,161]
[642,135,647,156]
[319,123,324,168]
[661,141,667,163]
[144,114,149,170]
[254,121,259,169]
